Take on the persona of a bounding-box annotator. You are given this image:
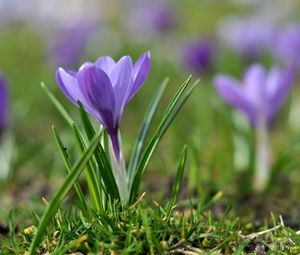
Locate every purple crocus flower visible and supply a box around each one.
[49,21,94,68]
[214,64,293,126]
[273,25,300,71]
[56,51,151,160]
[183,38,215,74]
[143,3,176,32]
[124,0,176,40]
[218,17,276,59]
[0,75,9,136]
[214,64,293,191]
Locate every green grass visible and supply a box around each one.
[1,200,300,254]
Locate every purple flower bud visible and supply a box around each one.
[273,25,300,71]
[214,64,293,126]
[183,38,215,75]
[0,75,9,136]
[56,52,151,159]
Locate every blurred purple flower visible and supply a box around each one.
[273,25,300,71]
[0,75,9,136]
[49,21,94,68]
[218,18,276,58]
[56,52,151,159]
[183,38,215,74]
[143,3,176,32]
[125,0,177,39]
[214,64,293,126]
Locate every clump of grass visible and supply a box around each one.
[1,201,300,254]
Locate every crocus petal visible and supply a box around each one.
[127,51,151,103]
[265,67,281,98]
[266,67,293,122]
[243,64,267,109]
[57,67,101,119]
[77,63,116,131]
[214,75,256,124]
[56,68,82,105]
[109,56,133,121]
[95,56,116,73]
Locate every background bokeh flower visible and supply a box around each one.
[123,0,177,42]
[214,64,293,126]
[273,24,300,72]
[183,38,216,75]
[48,21,95,68]
[217,17,276,59]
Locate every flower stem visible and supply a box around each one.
[109,130,129,203]
[254,118,271,192]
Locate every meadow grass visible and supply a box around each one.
[1,196,300,254]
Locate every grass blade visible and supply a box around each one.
[128,78,169,185]
[78,101,97,139]
[158,75,192,130]
[41,82,73,126]
[52,126,87,211]
[166,145,188,217]
[95,142,120,201]
[72,124,103,212]
[159,80,199,136]
[28,131,102,255]
[140,207,155,255]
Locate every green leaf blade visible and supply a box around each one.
[41,82,73,126]
[52,126,88,211]
[128,77,169,187]
[129,77,199,203]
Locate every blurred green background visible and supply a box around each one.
[1,0,300,225]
